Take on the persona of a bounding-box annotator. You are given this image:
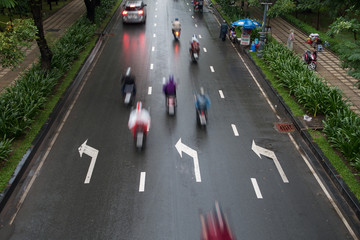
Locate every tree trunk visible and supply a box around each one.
[316,8,320,30]
[84,0,96,23]
[28,0,53,71]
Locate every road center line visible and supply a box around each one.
[231,124,239,136]
[150,63,154,70]
[251,178,263,199]
[139,172,146,192]
[210,66,215,72]
[148,86,152,95]
[203,47,207,52]
[219,90,224,98]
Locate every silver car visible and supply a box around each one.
[122,1,147,24]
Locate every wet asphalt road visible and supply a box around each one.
[0,0,359,239]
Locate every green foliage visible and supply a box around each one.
[0,136,12,161]
[267,0,295,18]
[327,16,360,41]
[217,0,244,23]
[0,18,37,69]
[336,41,360,82]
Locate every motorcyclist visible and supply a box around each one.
[163,75,177,97]
[121,67,136,96]
[128,101,151,138]
[194,87,210,112]
[172,18,181,38]
[189,34,200,57]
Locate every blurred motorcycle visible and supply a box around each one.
[303,49,317,71]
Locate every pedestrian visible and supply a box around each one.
[219,20,228,41]
[287,29,294,50]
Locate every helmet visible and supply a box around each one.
[169,74,174,82]
[175,18,179,21]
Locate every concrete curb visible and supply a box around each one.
[0,5,119,213]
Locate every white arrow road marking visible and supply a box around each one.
[251,178,263,199]
[231,124,239,136]
[219,90,224,98]
[203,48,207,52]
[78,140,99,184]
[175,138,201,182]
[252,140,289,183]
[210,66,215,72]
[148,86,152,95]
[139,172,146,192]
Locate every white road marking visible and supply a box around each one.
[78,140,99,184]
[150,63,154,70]
[175,139,202,182]
[153,33,156,38]
[288,134,358,239]
[189,9,191,11]
[139,172,146,192]
[152,46,155,51]
[155,15,157,18]
[192,15,194,19]
[148,86,152,95]
[199,35,202,38]
[210,66,215,72]
[155,8,157,11]
[219,90,224,98]
[187,2,189,5]
[195,24,198,27]
[154,23,157,27]
[203,47,207,52]
[251,178,263,199]
[231,124,239,136]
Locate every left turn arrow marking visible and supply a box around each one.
[78,139,99,184]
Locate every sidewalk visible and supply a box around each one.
[251,11,360,115]
[0,0,86,93]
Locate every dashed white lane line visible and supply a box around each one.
[150,63,154,70]
[210,66,215,72]
[155,15,157,18]
[195,24,198,27]
[231,124,239,136]
[189,8,191,11]
[139,172,146,192]
[192,15,194,19]
[153,33,156,38]
[199,35,202,38]
[154,23,157,27]
[203,47,207,52]
[219,90,224,98]
[148,86,152,95]
[152,46,155,51]
[251,178,263,199]
[155,8,157,11]
[187,2,189,5]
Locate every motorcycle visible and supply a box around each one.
[173,30,180,40]
[134,124,146,150]
[194,2,203,12]
[196,108,207,126]
[303,49,317,71]
[190,44,200,62]
[166,95,176,115]
[123,83,135,105]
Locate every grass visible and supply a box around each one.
[249,51,360,201]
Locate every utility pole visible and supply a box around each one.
[258,1,272,52]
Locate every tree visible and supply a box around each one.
[0,0,16,8]
[0,19,37,69]
[327,7,360,41]
[297,0,326,30]
[28,0,52,70]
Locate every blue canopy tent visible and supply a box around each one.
[231,18,261,29]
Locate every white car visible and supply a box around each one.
[122,1,147,24]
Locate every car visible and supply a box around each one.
[122,0,147,24]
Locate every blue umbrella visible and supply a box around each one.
[231,18,261,29]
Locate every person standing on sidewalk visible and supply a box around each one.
[287,29,295,50]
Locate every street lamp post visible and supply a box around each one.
[258,1,272,52]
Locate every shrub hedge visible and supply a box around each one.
[262,41,360,169]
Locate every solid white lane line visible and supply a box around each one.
[148,87,152,95]
[194,155,202,182]
[199,35,202,38]
[153,33,156,38]
[251,178,263,199]
[288,133,358,239]
[210,66,215,72]
[219,90,224,98]
[203,48,207,52]
[231,124,239,136]
[139,172,146,192]
[152,46,155,51]
[150,64,154,70]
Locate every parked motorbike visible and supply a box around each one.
[166,95,176,115]
[303,49,317,71]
